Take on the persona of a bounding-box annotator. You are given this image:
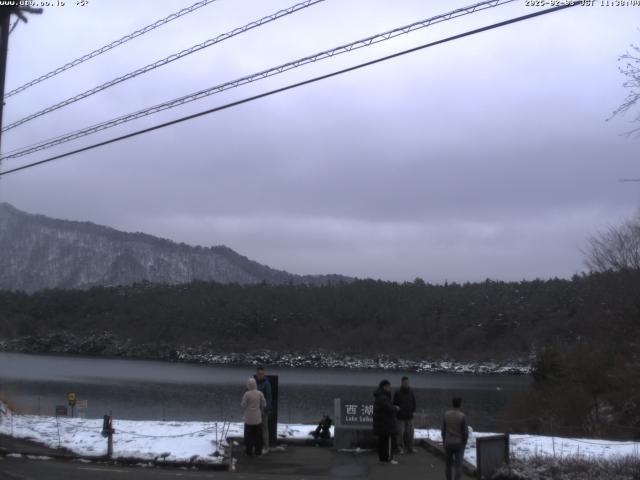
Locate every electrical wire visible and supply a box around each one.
[4,0,220,99]
[0,0,517,158]
[566,438,639,447]
[116,425,222,438]
[2,0,326,132]
[50,417,233,439]
[0,3,579,177]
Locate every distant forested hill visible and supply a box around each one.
[0,203,350,292]
[0,270,638,362]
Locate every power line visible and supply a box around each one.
[0,0,518,161]
[4,0,220,99]
[0,3,580,178]
[569,438,638,447]
[2,0,326,132]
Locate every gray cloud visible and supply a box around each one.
[0,0,638,282]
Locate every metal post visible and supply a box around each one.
[56,416,61,448]
[102,413,114,458]
[228,434,235,471]
[505,433,510,465]
[108,427,113,458]
[108,411,114,458]
[0,4,42,156]
[0,8,10,153]
[267,375,278,447]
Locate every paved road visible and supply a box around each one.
[234,444,474,479]
[0,433,74,457]
[0,445,474,479]
[0,456,229,479]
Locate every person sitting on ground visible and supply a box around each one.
[441,396,469,480]
[373,379,400,465]
[254,366,272,454]
[311,414,332,440]
[393,375,417,454]
[241,377,266,457]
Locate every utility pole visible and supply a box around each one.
[0,3,42,154]
[0,7,11,153]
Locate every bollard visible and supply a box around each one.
[56,416,61,448]
[102,414,115,458]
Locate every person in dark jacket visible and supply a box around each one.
[393,376,417,454]
[254,366,272,454]
[373,379,399,464]
[441,396,469,480]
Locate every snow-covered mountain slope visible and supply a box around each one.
[0,203,350,292]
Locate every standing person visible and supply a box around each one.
[441,397,469,480]
[254,366,272,454]
[373,379,399,464]
[393,376,417,454]
[241,377,266,457]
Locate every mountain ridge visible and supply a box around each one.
[0,202,351,292]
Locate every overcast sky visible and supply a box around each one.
[0,0,638,282]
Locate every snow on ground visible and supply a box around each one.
[414,428,640,466]
[1,403,638,466]
[0,402,319,464]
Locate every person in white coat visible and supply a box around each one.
[241,377,266,456]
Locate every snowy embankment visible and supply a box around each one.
[176,350,533,375]
[0,334,532,375]
[0,401,312,464]
[1,404,638,466]
[415,429,640,467]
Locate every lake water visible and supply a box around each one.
[0,352,531,430]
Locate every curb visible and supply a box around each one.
[0,443,231,470]
[227,435,334,448]
[421,438,477,477]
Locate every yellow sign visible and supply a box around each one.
[68,392,76,405]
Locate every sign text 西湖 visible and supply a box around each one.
[340,401,374,426]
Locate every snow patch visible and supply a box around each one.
[1,405,637,467]
[415,429,640,466]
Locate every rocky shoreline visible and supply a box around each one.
[0,331,532,375]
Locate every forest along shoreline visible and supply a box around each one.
[0,334,531,375]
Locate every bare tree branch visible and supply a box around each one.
[609,38,640,136]
[584,211,640,272]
